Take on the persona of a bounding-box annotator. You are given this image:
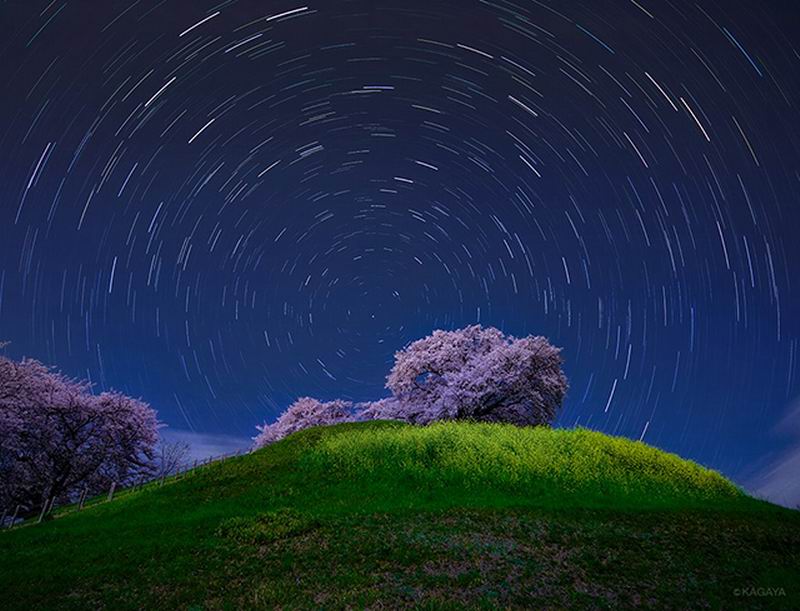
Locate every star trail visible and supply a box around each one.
[1,0,799,487]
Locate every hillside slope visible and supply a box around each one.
[1,421,798,609]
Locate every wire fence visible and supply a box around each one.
[1,449,247,531]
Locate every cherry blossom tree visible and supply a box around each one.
[254,326,568,448]
[0,354,158,514]
[386,325,567,426]
[355,397,404,421]
[253,397,356,448]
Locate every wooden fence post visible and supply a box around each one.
[78,487,88,510]
[107,482,116,502]
[37,498,50,524]
[8,505,20,529]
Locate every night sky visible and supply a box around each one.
[2,1,799,494]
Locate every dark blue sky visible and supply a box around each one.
[1,0,799,493]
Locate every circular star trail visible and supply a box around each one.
[1,0,799,480]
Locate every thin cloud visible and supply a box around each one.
[747,399,800,509]
[159,428,251,462]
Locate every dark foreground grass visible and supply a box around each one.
[1,421,798,609]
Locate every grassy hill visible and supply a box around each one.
[1,421,798,609]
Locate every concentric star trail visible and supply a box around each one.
[1,0,798,483]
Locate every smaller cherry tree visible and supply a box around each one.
[355,397,404,422]
[253,397,355,448]
[0,354,159,514]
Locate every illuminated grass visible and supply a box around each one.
[301,421,743,509]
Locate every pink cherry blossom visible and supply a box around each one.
[253,326,568,448]
[0,354,158,514]
[253,397,356,448]
[386,325,568,426]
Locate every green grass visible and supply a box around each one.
[1,421,797,609]
[303,422,744,509]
